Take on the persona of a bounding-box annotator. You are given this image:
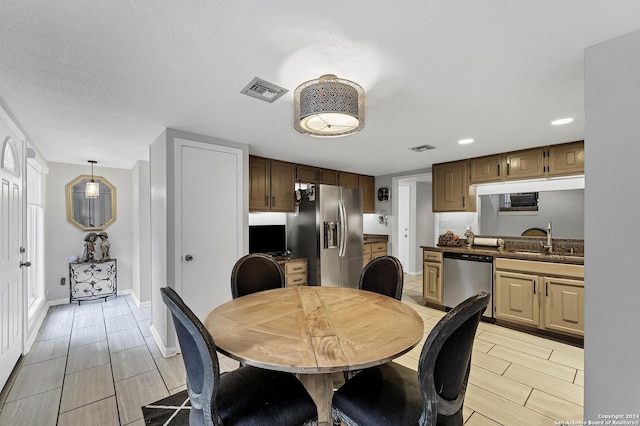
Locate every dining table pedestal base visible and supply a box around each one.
[299,373,333,425]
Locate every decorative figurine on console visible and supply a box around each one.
[83,232,98,261]
[98,232,111,260]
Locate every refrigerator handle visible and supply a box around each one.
[338,199,347,258]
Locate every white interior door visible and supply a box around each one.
[175,139,243,320]
[0,128,24,390]
[397,185,410,271]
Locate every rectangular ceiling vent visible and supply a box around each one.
[409,144,437,152]
[240,77,288,103]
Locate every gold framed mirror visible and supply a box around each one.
[66,175,117,231]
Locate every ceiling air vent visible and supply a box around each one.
[240,77,288,103]
[409,144,437,152]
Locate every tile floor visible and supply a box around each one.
[0,276,584,425]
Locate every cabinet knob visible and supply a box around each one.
[20,261,32,268]
[185,254,194,262]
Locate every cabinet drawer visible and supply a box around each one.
[423,250,443,263]
[370,242,387,254]
[286,273,307,287]
[285,261,307,275]
[363,244,372,255]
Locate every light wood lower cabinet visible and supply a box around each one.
[544,276,584,336]
[422,249,443,305]
[363,242,387,267]
[494,258,584,337]
[494,270,540,327]
[282,259,308,287]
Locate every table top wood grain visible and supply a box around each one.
[204,286,424,374]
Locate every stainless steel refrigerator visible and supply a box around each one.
[287,185,363,287]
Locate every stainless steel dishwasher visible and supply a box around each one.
[443,252,494,319]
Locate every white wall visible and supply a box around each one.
[584,28,640,418]
[45,162,132,302]
[131,160,151,305]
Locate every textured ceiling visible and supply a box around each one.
[2,1,640,175]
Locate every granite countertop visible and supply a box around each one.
[421,242,584,265]
[363,234,389,243]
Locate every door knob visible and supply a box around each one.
[185,254,193,262]
[20,261,32,268]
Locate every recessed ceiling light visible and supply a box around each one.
[458,138,474,145]
[551,118,574,125]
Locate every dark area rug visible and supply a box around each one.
[142,390,190,425]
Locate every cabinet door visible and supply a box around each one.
[339,172,358,189]
[249,156,270,211]
[363,244,372,267]
[270,160,295,212]
[470,155,503,184]
[433,161,474,212]
[544,277,584,336]
[358,175,375,213]
[494,271,540,326]
[505,148,546,180]
[296,165,319,185]
[371,242,387,259]
[319,169,339,185]
[423,261,442,304]
[548,141,584,177]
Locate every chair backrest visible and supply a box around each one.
[230,253,285,299]
[359,255,404,300]
[417,292,489,424]
[160,287,223,426]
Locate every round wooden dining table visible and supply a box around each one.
[204,286,424,424]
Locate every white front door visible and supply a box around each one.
[174,139,243,320]
[0,122,24,390]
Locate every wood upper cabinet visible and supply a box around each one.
[359,175,375,213]
[432,160,476,212]
[505,147,546,180]
[423,249,443,305]
[270,160,295,212]
[339,172,358,189]
[249,156,295,212]
[249,156,270,211]
[319,169,339,185]
[470,154,503,184]
[296,164,319,185]
[548,141,584,177]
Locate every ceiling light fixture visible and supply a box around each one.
[85,160,99,199]
[458,138,474,145]
[294,74,364,137]
[551,118,574,125]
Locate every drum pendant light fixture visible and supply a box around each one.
[85,160,99,199]
[294,74,365,137]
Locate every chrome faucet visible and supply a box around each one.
[541,221,553,254]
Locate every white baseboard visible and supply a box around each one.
[150,323,178,358]
[127,291,151,308]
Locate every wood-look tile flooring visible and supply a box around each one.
[0,277,584,425]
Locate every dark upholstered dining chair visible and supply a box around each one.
[230,253,285,299]
[332,292,490,426]
[359,255,404,300]
[160,287,318,426]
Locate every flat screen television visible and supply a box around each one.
[249,225,287,255]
